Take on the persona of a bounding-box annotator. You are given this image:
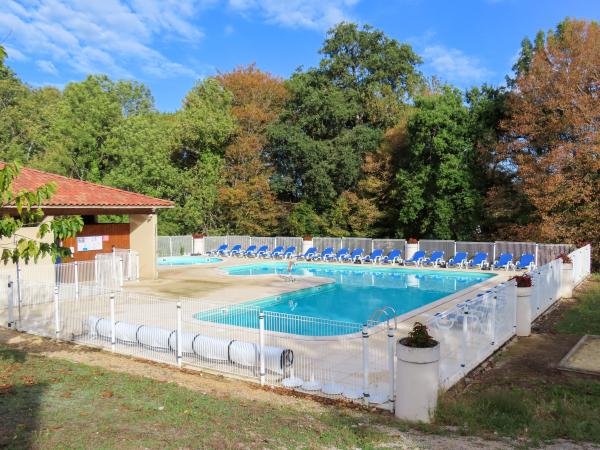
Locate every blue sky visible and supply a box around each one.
[1,0,598,111]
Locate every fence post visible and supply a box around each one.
[259,312,266,386]
[453,241,457,257]
[176,302,182,368]
[54,286,60,340]
[118,258,124,291]
[534,243,539,267]
[169,237,173,257]
[387,324,395,404]
[128,249,133,281]
[7,277,14,328]
[492,242,496,262]
[460,304,469,373]
[110,293,116,352]
[490,291,497,348]
[74,262,80,302]
[362,324,370,406]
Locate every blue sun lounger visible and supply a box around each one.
[512,253,535,271]
[253,245,269,258]
[467,252,488,269]
[282,246,296,259]
[312,247,333,261]
[209,244,227,256]
[296,247,317,260]
[492,253,513,270]
[422,251,445,267]
[404,250,426,266]
[241,245,257,257]
[326,248,348,262]
[341,248,363,263]
[381,249,402,264]
[266,246,284,258]
[447,251,469,268]
[361,248,384,264]
[226,244,242,256]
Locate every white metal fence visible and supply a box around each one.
[172,234,574,265]
[427,244,590,390]
[157,235,194,257]
[1,244,591,411]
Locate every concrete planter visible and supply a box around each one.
[516,286,532,337]
[405,243,419,260]
[561,263,574,298]
[395,339,440,423]
[193,236,205,255]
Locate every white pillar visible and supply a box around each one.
[7,277,14,328]
[406,242,419,260]
[561,263,574,299]
[193,235,206,255]
[395,341,440,423]
[516,287,532,337]
[302,238,313,255]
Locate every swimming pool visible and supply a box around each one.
[196,263,495,336]
[158,256,222,266]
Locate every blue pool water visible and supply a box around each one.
[158,256,222,266]
[196,263,495,336]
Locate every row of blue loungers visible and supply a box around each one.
[208,244,536,271]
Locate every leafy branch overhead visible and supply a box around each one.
[0,162,83,263]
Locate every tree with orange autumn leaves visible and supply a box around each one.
[493,19,600,264]
[215,65,288,235]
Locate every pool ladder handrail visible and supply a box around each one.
[369,305,398,330]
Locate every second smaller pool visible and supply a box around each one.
[158,256,222,266]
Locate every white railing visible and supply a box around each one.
[428,244,591,390]
[157,235,194,257]
[570,244,591,286]
[1,281,396,406]
[427,280,517,389]
[95,249,139,282]
[1,243,591,411]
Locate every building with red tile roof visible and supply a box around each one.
[0,163,174,279]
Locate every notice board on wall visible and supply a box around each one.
[76,235,103,252]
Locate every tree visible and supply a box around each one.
[497,18,600,264]
[0,162,82,263]
[267,23,422,226]
[391,86,483,239]
[215,65,287,235]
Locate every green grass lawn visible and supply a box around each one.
[434,274,600,444]
[0,346,399,449]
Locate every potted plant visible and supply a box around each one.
[395,322,440,423]
[513,274,532,336]
[556,253,574,298]
[405,238,419,260]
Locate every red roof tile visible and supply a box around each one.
[0,163,173,208]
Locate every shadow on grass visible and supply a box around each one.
[0,348,46,450]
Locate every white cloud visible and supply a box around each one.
[423,45,492,83]
[227,0,360,30]
[3,44,27,61]
[0,0,202,79]
[36,59,58,75]
[224,24,235,35]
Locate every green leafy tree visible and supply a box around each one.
[392,86,483,239]
[0,162,83,263]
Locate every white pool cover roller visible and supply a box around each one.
[87,316,293,373]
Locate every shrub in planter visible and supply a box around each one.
[399,322,438,348]
[512,273,532,288]
[407,237,418,244]
[556,253,572,264]
[303,235,313,241]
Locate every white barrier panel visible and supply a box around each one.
[569,244,591,286]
